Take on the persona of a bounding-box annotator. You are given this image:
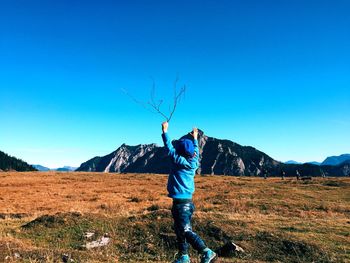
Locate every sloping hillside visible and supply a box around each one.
[0,151,36,171]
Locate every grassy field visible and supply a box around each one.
[0,172,349,262]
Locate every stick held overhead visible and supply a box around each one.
[122,77,186,122]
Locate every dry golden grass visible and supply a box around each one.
[0,172,349,262]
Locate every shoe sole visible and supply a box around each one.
[208,253,218,263]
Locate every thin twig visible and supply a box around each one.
[147,79,169,120]
[122,77,186,122]
[120,88,153,113]
[167,75,186,122]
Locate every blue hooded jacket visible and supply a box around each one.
[162,132,199,199]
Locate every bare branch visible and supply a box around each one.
[121,88,150,111]
[147,102,170,121]
[122,77,186,122]
[147,79,170,121]
[168,76,186,122]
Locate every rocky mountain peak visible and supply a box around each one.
[77,130,281,176]
[76,132,349,177]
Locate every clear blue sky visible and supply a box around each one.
[1,0,349,168]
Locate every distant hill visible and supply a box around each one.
[32,164,51,171]
[306,161,321,166]
[0,151,36,171]
[285,160,301,164]
[322,154,350,166]
[55,166,77,172]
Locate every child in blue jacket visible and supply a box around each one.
[161,122,217,263]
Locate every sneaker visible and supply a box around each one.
[173,253,190,263]
[200,248,217,263]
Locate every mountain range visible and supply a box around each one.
[76,130,350,177]
[76,130,279,175]
[1,132,348,176]
[285,160,323,165]
[32,165,77,172]
[285,154,350,166]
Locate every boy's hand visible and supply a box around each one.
[191,127,198,140]
[162,122,168,133]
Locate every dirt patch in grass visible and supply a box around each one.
[322,180,349,187]
[252,231,331,262]
[0,213,29,220]
[23,212,82,229]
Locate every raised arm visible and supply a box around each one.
[189,127,199,164]
[191,127,199,156]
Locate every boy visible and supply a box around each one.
[161,121,217,263]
